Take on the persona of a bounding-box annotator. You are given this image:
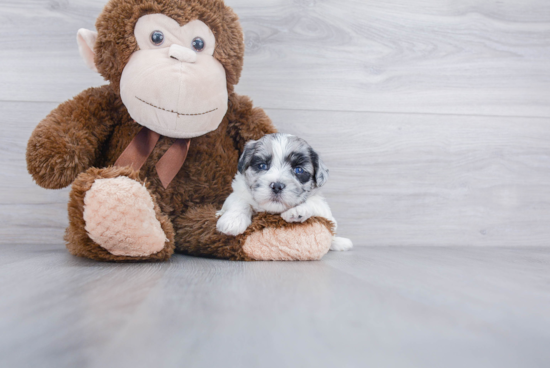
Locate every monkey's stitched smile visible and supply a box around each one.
[135,96,218,117]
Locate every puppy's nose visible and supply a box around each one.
[169,44,197,63]
[270,182,286,194]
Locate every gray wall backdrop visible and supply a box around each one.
[1,0,549,246]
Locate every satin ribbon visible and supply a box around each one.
[114,127,191,189]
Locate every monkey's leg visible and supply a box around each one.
[64,166,174,262]
[174,205,334,261]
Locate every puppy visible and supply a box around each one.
[216,133,352,252]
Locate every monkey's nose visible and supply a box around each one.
[169,44,197,63]
[270,182,286,194]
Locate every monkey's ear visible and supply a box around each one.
[77,29,98,72]
[237,140,257,174]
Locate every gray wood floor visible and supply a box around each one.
[1,245,550,368]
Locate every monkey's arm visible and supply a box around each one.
[174,204,334,261]
[226,93,277,152]
[26,85,119,189]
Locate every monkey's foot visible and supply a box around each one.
[65,167,174,262]
[83,176,167,256]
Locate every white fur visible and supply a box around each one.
[216,174,254,236]
[330,237,354,252]
[216,134,352,252]
[243,134,303,213]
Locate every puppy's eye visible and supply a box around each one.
[192,37,205,51]
[150,31,165,46]
[294,167,304,174]
[258,163,268,171]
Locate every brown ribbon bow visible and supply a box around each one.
[114,127,191,189]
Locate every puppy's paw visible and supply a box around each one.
[216,212,251,236]
[330,237,353,251]
[215,210,224,218]
[281,206,312,223]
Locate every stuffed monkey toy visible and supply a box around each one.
[26,0,334,262]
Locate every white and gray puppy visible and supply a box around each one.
[216,133,352,251]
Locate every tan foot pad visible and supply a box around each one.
[243,222,332,261]
[83,176,167,257]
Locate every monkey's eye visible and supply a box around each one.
[150,31,165,46]
[258,163,268,171]
[192,37,205,52]
[294,167,304,174]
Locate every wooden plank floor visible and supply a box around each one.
[1,245,550,368]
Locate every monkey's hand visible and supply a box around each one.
[26,86,118,189]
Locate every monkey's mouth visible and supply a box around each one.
[135,96,218,117]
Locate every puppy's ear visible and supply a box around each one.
[238,140,257,174]
[309,148,329,187]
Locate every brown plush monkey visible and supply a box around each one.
[26,0,334,262]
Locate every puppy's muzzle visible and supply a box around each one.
[270,182,286,194]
